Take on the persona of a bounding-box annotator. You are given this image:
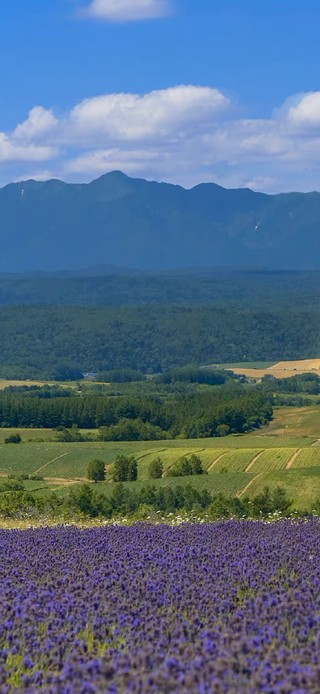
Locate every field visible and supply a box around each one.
[220,358,320,379]
[0,406,320,509]
[0,380,78,391]
[1,522,320,692]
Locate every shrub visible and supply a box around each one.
[55,425,85,443]
[4,433,22,444]
[250,486,292,517]
[0,481,25,493]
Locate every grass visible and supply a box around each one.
[0,428,55,443]
[244,468,320,510]
[96,472,253,498]
[259,406,320,438]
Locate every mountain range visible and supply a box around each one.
[2,171,320,271]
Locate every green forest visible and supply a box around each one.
[1,269,320,308]
[0,304,318,378]
[0,382,272,439]
[0,270,319,378]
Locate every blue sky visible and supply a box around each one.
[2,0,320,191]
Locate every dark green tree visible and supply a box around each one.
[87,459,106,483]
[188,454,204,475]
[112,455,138,482]
[128,457,138,481]
[148,457,164,479]
[113,455,130,482]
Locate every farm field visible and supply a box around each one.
[246,447,296,473]
[289,447,320,468]
[2,522,320,691]
[95,472,254,499]
[255,406,320,437]
[1,438,320,508]
[0,406,319,508]
[0,435,316,480]
[220,358,320,379]
[0,379,78,390]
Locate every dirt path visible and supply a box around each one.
[245,450,264,472]
[286,449,302,469]
[207,452,228,472]
[34,453,69,475]
[238,473,264,498]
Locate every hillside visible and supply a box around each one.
[0,304,319,378]
[1,268,320,307]
[2,171,320,271]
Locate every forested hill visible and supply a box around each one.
[0,270,319,379]
[0,305,319,379]
[2,171,320,271]
[0,269,320,308]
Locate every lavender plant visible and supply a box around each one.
[0,521,319,692]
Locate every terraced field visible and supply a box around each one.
[0,402,320,509]
[211,449,261,473]
[247,448,297,473]
[289,447,320,469]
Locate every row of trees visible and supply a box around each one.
[0,386,273,439]
[0,482,293,520]
[87,453,206,483]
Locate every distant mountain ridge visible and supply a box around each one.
[1,171,320,271]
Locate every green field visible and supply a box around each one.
[1,438,320,509]
[247,448,296,473]
[211,449,261,473]
[290,447,320,468]
[242,468,320,509]
[0,406,320,509]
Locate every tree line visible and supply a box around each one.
[0,482,294,521]
[0,385,272,438]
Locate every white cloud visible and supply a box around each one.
[286,92,320,131]
[65,147,160,175]
[67,86,229,144]
[5,87,320,192]
[82,0,171,22]
[14,107,58,142]
[0,132,55,163]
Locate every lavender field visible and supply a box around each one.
[1,521,320,692]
